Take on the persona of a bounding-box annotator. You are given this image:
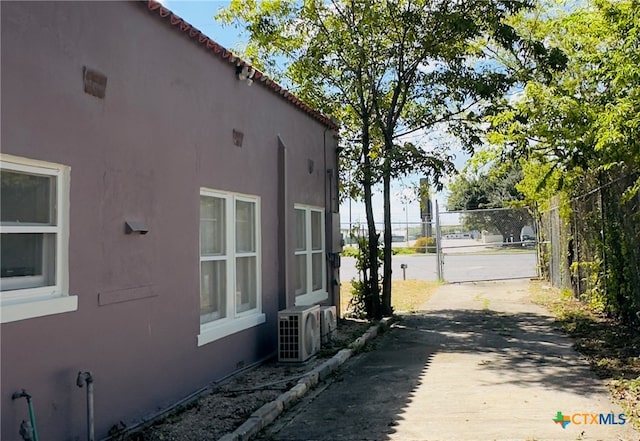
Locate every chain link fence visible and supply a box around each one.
[540,171,640,323]
[340,221,437,283]
[436,207,538,282]
[437,207,537,250]
[539,198,570,290]
[341,221,435,250]
[340,206,538,283]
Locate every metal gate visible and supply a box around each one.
[435,204,539,283]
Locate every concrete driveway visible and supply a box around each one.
[259,280,639,441]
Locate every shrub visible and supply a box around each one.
[343,232,383,320]
[341,246,359,257]
[393,247,415,255]
[413,236,436,253]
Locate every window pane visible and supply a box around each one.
[1,233,56,291]
[200,196,225,256]
[295,209,306,251]
[200,260,226,323]
[1,170,55,225]
[311,211,322,251]
[312,252,323,291]
[295,254,307,296]
[235,256,256,313]
[236,200,255,253]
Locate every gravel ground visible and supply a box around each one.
[123,318,371,441]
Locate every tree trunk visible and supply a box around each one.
[361,126,381,320]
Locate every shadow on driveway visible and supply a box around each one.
[260,302,637,440]
[398,309,604,395]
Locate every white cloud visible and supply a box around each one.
[417,60,446,74]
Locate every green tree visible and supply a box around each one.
[447,161,532,243]
[488,0,639,194]
[489,0,640,322]
[219,0,565,318]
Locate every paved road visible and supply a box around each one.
[340,252,537,283]
[259,281,638,441]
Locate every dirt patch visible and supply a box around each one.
[122,318,371,441]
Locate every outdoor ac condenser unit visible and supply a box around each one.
[320,306,337,346]
[278,305,321,362]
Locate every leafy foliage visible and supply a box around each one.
[489,0,640,324]
[219,0,566,318]
[413,236,436,254]
[488,0,639,193]
[346,233,383,320]
[447,161,533,242]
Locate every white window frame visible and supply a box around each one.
[294,205,327,306]
[1,154,77,323]
[198,189,264,346]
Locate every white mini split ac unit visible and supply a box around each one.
[320,306,337,346]
[278,305,321,362]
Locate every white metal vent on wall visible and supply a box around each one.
[278,305,320,362]
[320,306,337,346]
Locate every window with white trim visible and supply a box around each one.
[198,189,264,346]
[294,205,327,305]
[0,155,77,323]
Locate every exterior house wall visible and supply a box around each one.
[0,2,339,439]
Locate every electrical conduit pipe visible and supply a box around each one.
[76,371,95,441]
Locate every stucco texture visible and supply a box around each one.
[0,1,338,439]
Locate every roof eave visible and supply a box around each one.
[142,0,339,131]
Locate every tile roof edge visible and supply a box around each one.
[142,0,339,130]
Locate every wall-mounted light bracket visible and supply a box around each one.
[125,221,148,235]
[236,64,255,86]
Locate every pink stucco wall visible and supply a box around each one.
[0,1,339,439]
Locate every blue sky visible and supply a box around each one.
[158,0,467,227]
[157,1,242,49]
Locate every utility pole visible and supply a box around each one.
[420,178,432,238]
[435,200,444,282]
[404,205,409,246]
